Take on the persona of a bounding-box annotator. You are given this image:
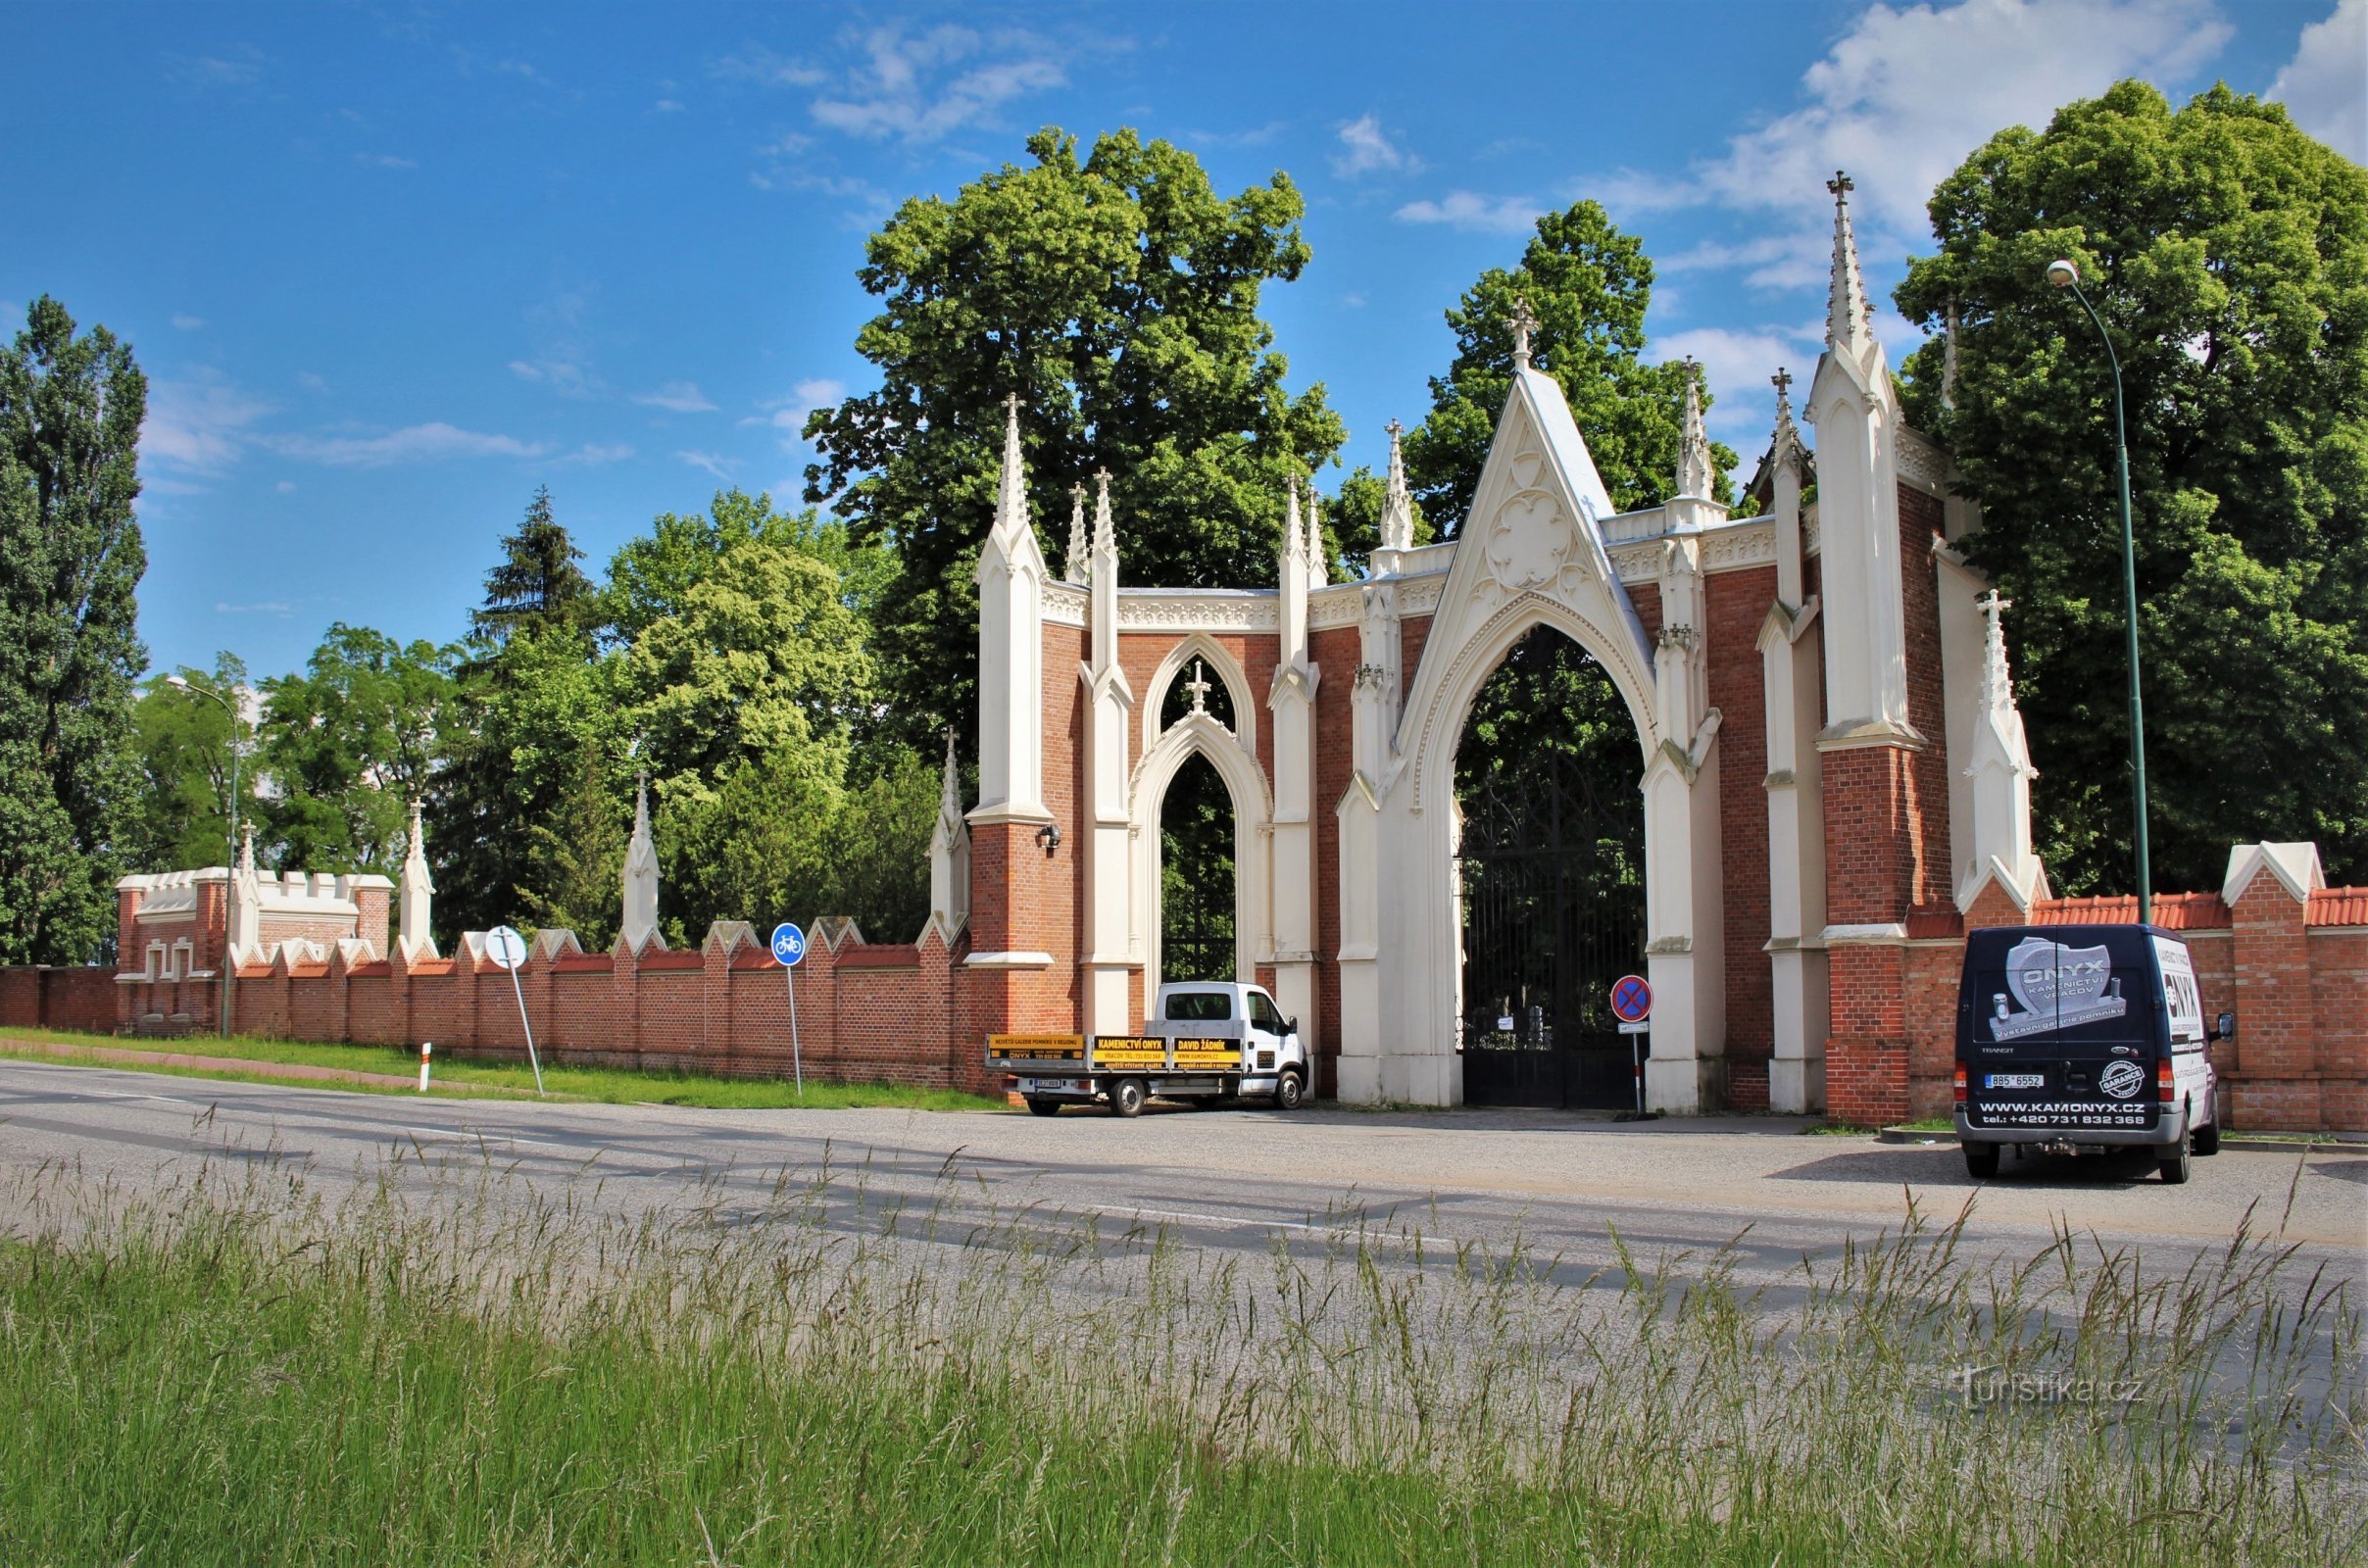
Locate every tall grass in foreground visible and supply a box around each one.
[0,1154,2358,1566]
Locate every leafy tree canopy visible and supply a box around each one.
[1404,201,1740,536]
[1896,79,2368,890]
[0,296,147,963]
[258,625,457,875]
[804,126,1346,744]
[131,655,254,871]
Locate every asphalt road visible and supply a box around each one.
[3,1058,2359,1297]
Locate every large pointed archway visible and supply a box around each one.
[1453,625,1647,1107]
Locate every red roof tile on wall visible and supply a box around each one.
[838,944,921,969]
[2030,892,2232,929]
[2307,888,2368,927]
[1905,906,1963,940]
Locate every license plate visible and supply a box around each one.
[1018,1077,1082,1095]
[1985,1073,2046,1090]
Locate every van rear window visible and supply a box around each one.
[1164,992,1232,1022]
[1968,933,2143,1047]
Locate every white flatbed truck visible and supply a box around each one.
[988,981,1308,1116]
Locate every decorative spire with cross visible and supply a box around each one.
[1091,467,1115,563]
[1825,171,1874,358]
[940,725,962,816]
[1978,588,2015,710]
[992,392,1028,541]
[1677,357,1713,498]
[1380,416,1413,555]
[1770,366,1801,458]
[1282,470,1304,564]
[1185,660,1211,714]
[1305,479,1327,585]
[1508,296,1540,370]
[1064,481,1089,583]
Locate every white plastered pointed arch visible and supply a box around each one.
[1142,631,1258,760]
[1129,710,1274,1004]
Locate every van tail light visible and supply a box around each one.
[1953,1064,1967,1110]
[2157,1058,2176,1102]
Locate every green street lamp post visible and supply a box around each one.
[166,673,240,1036]
[2046,257,2151,926]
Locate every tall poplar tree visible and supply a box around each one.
[0,297,147,964]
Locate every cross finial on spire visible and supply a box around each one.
[1978,588,2015,709]
[1770,366,1801,459]
[993,392,1028,540]
[1772,367,1793,401]
[940,725,961,813]
[1826,170,1853,197]
[1508,296,1539,370]
[1186,660,1211,714]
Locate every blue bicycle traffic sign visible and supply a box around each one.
[770,921,808,967]
[1610,973,1653,1024]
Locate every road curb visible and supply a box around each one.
[1877,1123,2366,1152]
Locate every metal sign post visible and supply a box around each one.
[771,922,808,1097]
[485,925,544,1097]
[1610,973,1653,1116]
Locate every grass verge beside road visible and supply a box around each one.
[0,1153,2357,1565]
[0,1027,1005,1112]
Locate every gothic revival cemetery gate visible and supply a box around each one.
[1455,631,1645,1110]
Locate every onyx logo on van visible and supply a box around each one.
[2097,1059,2146,1100]
[1987,937,2128,1042]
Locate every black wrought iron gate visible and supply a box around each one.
[1456,718,1645,1110]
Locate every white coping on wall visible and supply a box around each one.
[962,950,1055,968]
[121,866,393,924]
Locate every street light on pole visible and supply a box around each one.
[165,673,241,1036]
[2045,258,2152,927]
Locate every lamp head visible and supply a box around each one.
[2046,259,2080,289]
[164,673,189,690]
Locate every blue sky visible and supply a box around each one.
[6,0,2359,680]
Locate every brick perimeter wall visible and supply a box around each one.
[0,966,117,1033]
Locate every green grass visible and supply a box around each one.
[0,1026,1007,1112]
[0,1153,2357,1565]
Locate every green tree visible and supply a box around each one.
[429,493,614,939]
[804,127,1346,746]
[0,297,147,964]
[1404,201,1739,535]
[256,625,456,874]
[472,485,594,644]
[1895,80,2368,891]
[131,655,256,869]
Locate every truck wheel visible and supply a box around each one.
[1025,1097,1061,1118]
[1274,1071,1306,1111]
[2158,1127,2193,1184]
[2192,1107,2221,1156]
[1963,1142,1999,1180]
[1111,1078,1148,1118]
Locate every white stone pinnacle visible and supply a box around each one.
[1825,172,1876,361]
[1381,416,1413,556]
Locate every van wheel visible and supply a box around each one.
[2192,1109,2221,1156]
[1110,1078,1148,1118]
[1274,1070,1306,1111]
[1963,1143,1999,1180]
[2157,1127,2193,1185]
[1025,1097,1061,1117]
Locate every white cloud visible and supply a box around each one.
[509,357,596,396]
[355,152,418,171]
[171,47,265,89]
[654,97,684,113]
[723,24,1104,146]
[748,378,847,447]
[1649,0,2233,237]
[2269,0,2367,163]
[565,443,634,466]
[1394,191,1542,234]
[1332,114,1412,177]
[635,380,718,414]
[1653,325,1821,440]
[275,480,295,493]
[295,371,328,393]
[144,372,271,474]
[171,314,206,330]
[266,422,549,466]
[678,450,737,481]
[215,601,292,616]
